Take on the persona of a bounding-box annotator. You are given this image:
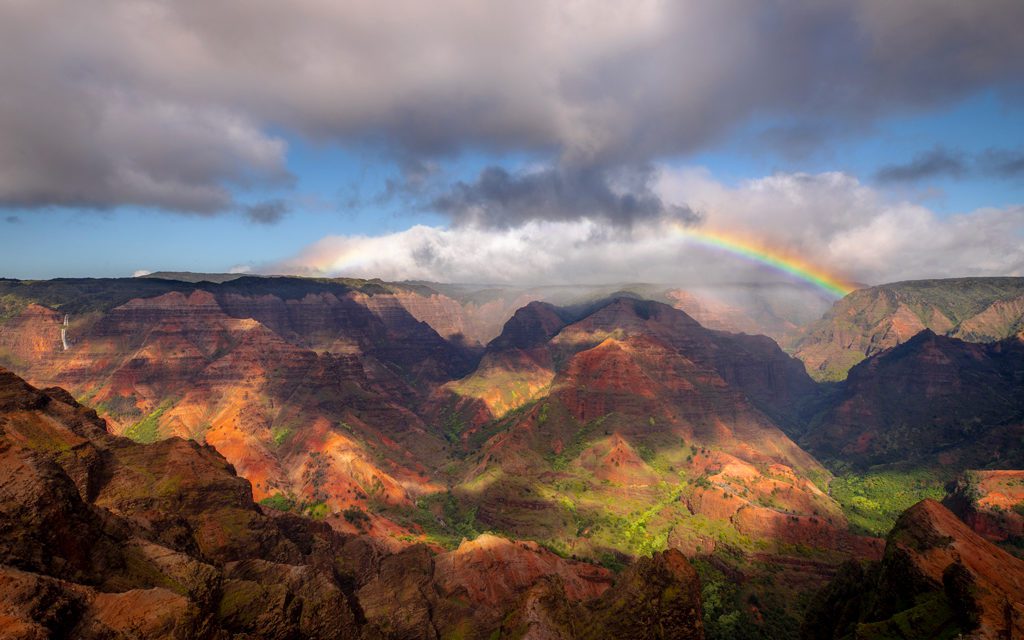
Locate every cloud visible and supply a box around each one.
[4,216,19,224]
[132,270,153,277]
[0,70,290,212]
[274,220,696,285]
[228,265,252,274]
[275,168,1024,286]
[244,200,289,224]
[1,0,1022,213]
[874,148,967,183]
[875,146,1024,183]
[432,165,702,228]
[979,148,1024,179]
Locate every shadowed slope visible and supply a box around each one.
[803,329,1024,469]
[802,499,1024,640]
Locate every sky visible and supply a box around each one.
[1,0,1023,292]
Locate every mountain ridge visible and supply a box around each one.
[790,277,1024,381]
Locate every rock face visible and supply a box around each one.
[0,278,480,536]
[429,302,572,429]
[791,277,1024,381]
[0,366,362,639]
[802,499,1024,640]
[802,329,1024,468]
[0,367,707,639]
[501,549,705,640]
[944,470,1024,546]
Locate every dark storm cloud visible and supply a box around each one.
[875,148,968,183]
[432,166,702,228]
[244,200,290,224]
[979,148,1024,179]
[0,0,1022,216]
[875,147,1024,183]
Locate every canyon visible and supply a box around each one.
[1,274,1023,638]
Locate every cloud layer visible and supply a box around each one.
[1,0,1022,215]
[876,147,1024,183]
[432,165,702,229]
[275,169,1024,287]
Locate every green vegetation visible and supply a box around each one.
[257,492,331,521]
[546,414,607,471]
[377,490,482,549]
[636,444,656,464]
[694,557,800,640]
[445,365,548,421]
[830,467,948,536]
[270,425,293,446]
[258,493,295,511]
[302,500,329,519]
[94,394,143,422]
[439,408,467,444]
[343,505,371,531]
[0,294,32,323]
[853,592,961,640]
[123,398,176,444]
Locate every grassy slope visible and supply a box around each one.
[793,277,1024,381]
[828,467,949,537]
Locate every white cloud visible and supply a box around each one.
[132,269,153,277]
[274,168,1024,286]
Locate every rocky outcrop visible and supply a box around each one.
[489,302,571,351]
[577,549,704,640]
[802,499,1024,640]
[501,549,704,640]
[0,366,364,639]
[426,301,571,430]
[434,534,612,606]
[0,304,63,368]
[944,470,1024,545]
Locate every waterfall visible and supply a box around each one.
[61,314,69,351]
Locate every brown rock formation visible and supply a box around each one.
[802,499,1024,640]
[501,549,704,640]
[0,367,706,639]
[944,470,1024,546]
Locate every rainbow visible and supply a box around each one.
[668,223,856,298]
